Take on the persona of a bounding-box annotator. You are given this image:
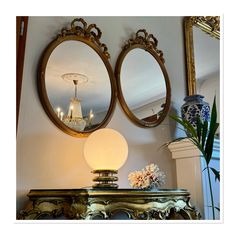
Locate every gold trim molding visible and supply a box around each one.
[191,16,220,39]
[184,16,220,95]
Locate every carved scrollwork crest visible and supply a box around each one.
[123,29,165,63]
[190,16,220,39]
[57,18,110,59]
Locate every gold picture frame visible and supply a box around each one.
[184,16,220,95]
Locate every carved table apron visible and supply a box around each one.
[18,188,200,220]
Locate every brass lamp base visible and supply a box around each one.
[92,170,118,189]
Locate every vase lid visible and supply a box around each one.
[184,94,204,102]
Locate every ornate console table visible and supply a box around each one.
[18,188,200,220]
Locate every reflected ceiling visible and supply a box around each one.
[193,26,220,81]
[46,40,111,117]
[121,48,166,110]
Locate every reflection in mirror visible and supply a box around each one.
[184,16,220,95]
[120,48,166,121]
[115,29,171,128]
[38,18,116,137]
[193,26,220,127]
[45,40,111,132]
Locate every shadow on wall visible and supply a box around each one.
[118,141,177,189]
[168,102,184,139]
[115,104,179,189]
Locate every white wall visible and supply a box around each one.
[17,16,187,211]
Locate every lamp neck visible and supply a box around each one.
[92,169,118,189]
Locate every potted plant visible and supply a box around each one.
[168,97,220,219]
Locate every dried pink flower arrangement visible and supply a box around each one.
[128,163,166,189]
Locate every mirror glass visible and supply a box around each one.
[45,40,111,132]
[120,48,168,124]
[193,26,220,129]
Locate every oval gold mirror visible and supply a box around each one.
[38,18,117,137]
[115,29,171,127]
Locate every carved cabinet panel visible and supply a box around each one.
[18,189,200,220]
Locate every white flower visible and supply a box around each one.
[128,163,166,189]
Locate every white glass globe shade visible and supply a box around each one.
[84,128,128,170]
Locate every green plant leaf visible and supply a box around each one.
[169,115,198,139]
[183,118,199,140]
[215,207,220,212]
[196,116,202,143]
[210,167,220,181]
[201,120,208,150]
[205,97,219,165]
[169,98,219,166]
[205,123,219,165]
[169,137,187,143]
[188,137,205,156]
[210,96,217,129]
[206,205,220,212]
[159,137,187,150]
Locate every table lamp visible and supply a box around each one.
[84,128,128,188]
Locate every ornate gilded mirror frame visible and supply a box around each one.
[184,16,220,95]
[115,29,171,128]
[38,18,117,137]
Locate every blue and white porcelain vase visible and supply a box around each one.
[181,94,210,128]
